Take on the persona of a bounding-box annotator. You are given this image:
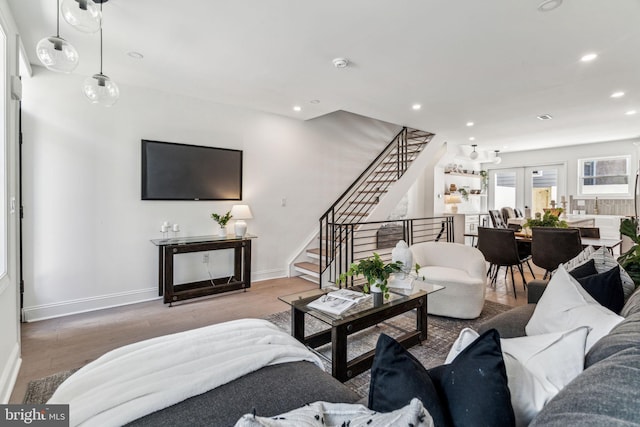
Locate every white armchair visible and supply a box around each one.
[410,242,487,319]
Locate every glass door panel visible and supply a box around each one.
[488,168,524,211]
[488,165,565,218]
[525,165,565,217]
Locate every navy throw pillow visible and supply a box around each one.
[576,265,625,314]
[368,331,515,427]
[569,259,598,279]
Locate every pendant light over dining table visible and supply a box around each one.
[36,0,79,73]
[82,0,119,106]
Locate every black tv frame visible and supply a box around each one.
[141,139,243,201]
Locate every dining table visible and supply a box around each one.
[465,230,623,254]
[513,232,622,253]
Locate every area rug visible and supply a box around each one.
[23,300,510,403]
[264,300,511,397]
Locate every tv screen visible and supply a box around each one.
[141,140,242,200]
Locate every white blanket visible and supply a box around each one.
[48,318,323,427]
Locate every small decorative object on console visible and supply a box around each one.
[211,210,232,237]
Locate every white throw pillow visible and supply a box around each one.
[446,326,589,427]
[234,398,434,427]
[563,246,635,299]
[526,265,624,351]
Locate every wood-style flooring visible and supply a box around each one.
[9,268,539,403]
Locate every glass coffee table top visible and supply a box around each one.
[279,281,444,326]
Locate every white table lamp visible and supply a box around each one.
[445,194,462,213]
[230,204,253,237]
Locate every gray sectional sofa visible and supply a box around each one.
[126,361,360,427]
[127,280,640,426]
[479,280,640,426]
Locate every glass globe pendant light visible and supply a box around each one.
[60,0,102,33]
[36,0,79,73]
[82,2,119,107]
[469,144,479,160]
[494,150,502,164]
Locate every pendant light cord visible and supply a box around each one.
[56,0,60,37]
[99,2,103,74]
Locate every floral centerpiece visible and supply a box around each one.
[338,253,403,299]
[524,210,567,228]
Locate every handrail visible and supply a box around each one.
[318,127,434,285]
[319,127,434,284]
[319,127,407,220]
[326,216,455,287]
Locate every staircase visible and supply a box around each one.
[293,127,434,285]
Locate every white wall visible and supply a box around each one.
[20,68,401,320]
[485,139,640,199]
[0,0,22,403]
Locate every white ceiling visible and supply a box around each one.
[7,0,640,154]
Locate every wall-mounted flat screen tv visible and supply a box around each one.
[141,140,243,200]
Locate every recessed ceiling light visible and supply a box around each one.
[625,110,637,116]
[580,53,598,62]
[466,121,474,127]
[537,114,553,120]
[469,137,475,141]
[611,91,625,98]
[332,57,349,68]
[127,51,144,59]
[537,0,563,12]
[309,99,320,104]
[412,104,421,110]
[293,105,302,112]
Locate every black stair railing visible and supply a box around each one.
[319,127,435,285]
[328,216,454,288]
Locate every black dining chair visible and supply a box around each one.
[489,210,507,228]
[477,227,531,298]
[577,227,601,238]
[531,227,583,279]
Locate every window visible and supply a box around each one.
[578,155,631,196]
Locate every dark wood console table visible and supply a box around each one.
[151,235,255,305]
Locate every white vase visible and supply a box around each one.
[218,226,227,237]
[370,279,383,293]
[392,240,413,275]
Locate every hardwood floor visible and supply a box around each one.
[9,269,538,403]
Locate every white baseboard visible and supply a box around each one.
[22,288,161,322]
[0,343,21,404]
[22,267,289,322]
[253,267,287,282]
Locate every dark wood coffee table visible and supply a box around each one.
[279,282,444,382]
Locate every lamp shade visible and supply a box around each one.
[445,195,462,204]
[36,35,79,73]
[230,204,253,220]
[61,0,102,33]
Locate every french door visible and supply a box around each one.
[488,164,566,216]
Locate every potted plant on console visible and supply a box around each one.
[338,253,403,301]
[211,211,232,237]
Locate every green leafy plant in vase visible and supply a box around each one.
[211,211,232,237]
[338,253,403,299]
[618,217,640,289]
